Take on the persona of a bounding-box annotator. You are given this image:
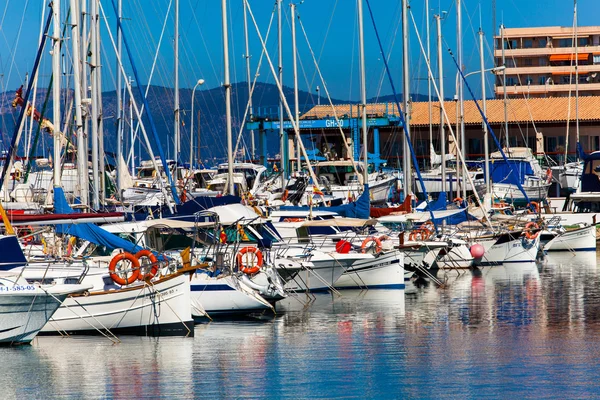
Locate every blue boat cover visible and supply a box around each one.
[485,159,534,186]
[280,184,371,220]
[0,235,27,270]
[177,195,242,216]
[54,187,142,253]
[424,192,448,211]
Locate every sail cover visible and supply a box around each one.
[54,187,142,253]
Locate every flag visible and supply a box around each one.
[219,228,227,244]
[313,185,324,196]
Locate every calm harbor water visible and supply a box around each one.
[2,252,600,399]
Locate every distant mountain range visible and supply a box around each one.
[0,82,429,163]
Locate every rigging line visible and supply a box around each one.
[364,0,440,231]
[306,0,339,103]
[373,2,402,101]
[406,6,493,226]
[296,9,362,183]
[232,2,277,157]
[0,0,31,123]
[127,0,173,167]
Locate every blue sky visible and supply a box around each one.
[0,0,594,103]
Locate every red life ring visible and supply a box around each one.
[361,236,382,253]
[453,197,464,205]
[545,168,552,184]
[524,222,540,240]
[421,221,435,234]
[281,189,289,202]
[108,252,140,286]
[236,247,263,274]
[135,249,160,281]
[409,229,431,241]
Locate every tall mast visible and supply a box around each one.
[575,0,579,155]
[243,0,255,160]
[70,0,88,206]
[357,0,368,184]
[52,0,62,188]
[90,0,100,209]
[174,0,180,169]
[426,0,433,169]
[480,28,491,195]
[436,14,446,195]
[96,0,105,205]
[402,0,411,194]
[116,0,123,196]
[501,24,509,148]
[129,76,135,175]
[291,3,301,174]
[278,0,285,187]
[457,0,466,200]
[221,0,234,195]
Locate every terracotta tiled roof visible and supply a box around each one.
[300,96,600,127]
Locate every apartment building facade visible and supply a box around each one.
[494,26,600,98]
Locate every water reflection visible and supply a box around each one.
[2,255,600,398]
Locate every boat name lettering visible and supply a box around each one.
[0,285,36,292]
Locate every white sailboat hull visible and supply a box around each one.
[544,225,597,252]
[334,251,405,289]
[41,272,194,336]
[475,234,540,266]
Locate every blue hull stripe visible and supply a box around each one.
[335,283,405,290]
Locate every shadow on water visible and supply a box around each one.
[1,253,600,398]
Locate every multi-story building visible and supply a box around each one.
[494,26,600,98]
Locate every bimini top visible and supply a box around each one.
[490,147,534,160]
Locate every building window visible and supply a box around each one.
[504,39,517,49]
[538,38,547,48]
[593,55,600,65]
[524,39,533,48]
[506,77,517,86]
[538,76,548,85]
[539,57,548,66]
[561,75,572,84]
[579,37,589,46]
[523,58,533,66]
[593,136,600,151]
[559,38,573,48]
[505,59,516,68]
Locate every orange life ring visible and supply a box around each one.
[361,236,382,253]
[527,201,540,214]
[236,247,263,274]
[135,249,160,281]
[524,222,540,240]
[409,228,431,241]
[421,221,435,234]
[453,197,464,205]
[283,217,304,222]
[545,168,552,184]
[108,252,140,286]
[281,189,289,202]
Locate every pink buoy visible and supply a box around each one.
[470,243,485,258]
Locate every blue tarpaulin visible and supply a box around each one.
[280,184,371,220]
[54,187,142,253]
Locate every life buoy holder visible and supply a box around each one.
[545,168,552,184]
[361,236,382,253]
[236,247,263,274]
[109,252,140,286]
[524,222,540,240]
[527,201,540,214]
[135,249,159,281]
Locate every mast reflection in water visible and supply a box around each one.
[1,254,599,398]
